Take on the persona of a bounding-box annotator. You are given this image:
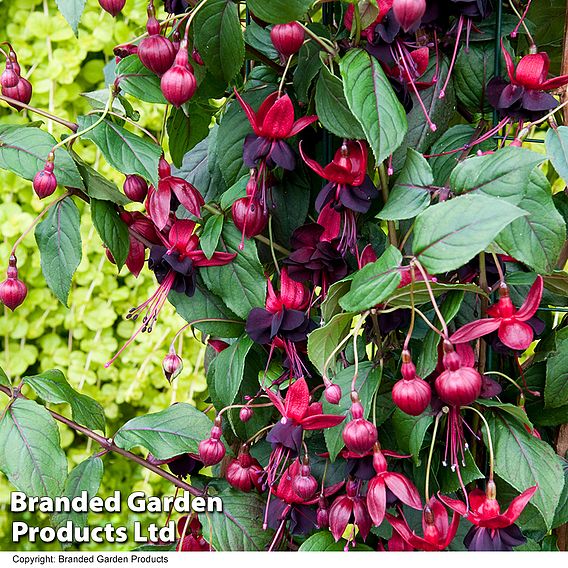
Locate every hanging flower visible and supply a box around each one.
[450,276,543,351]
[235,89,317,171]
[387,496,461,551]
[329,479,372,544]
[147,157,204,231]
[439,481,537,551]
[488,44,568,121]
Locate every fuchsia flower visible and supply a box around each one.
[106,220,235,366]
[147,157,204,231]
[344,1,394,42]
[450,276,543,351]
[300,141,377,254]
[235,89,317,171]
[264,377,345,452]
[439,481,537,551]
[366,446,422,526]
[488,44,568,121]
[387,496,461,551]
[329,479,372,544]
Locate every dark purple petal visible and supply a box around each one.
[315,182,337,213]
[289,505,318,535]
[499,524,526,549]
[243,134,271,167]
[499,83,524,109]
[266,419,303,453]
[246,308,275,344]
[268,140,296,170]
[522,89,558,112]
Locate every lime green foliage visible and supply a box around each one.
[0,0,206,550]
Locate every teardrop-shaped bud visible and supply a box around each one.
[292,460,318,501]
[270,22,305,60]
[138,18,176,76]
[324,383,342,405]
[232,197,268,240]
[33,154,57,199]
[123,174,148,202]
[2,76,32,109]
[160,43,197,107]
[198,418,226,466]
[435,342,481,406]
[1,61,19,89]
[392,0,426,33]
[342,393,377,455]
[162,348,183,382]
[239,406,253,422]
[0,255,27,311]
[98,0,126,17]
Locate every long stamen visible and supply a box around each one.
[439,16,464,99]
[105,271,175,367]
[396,43,437,131]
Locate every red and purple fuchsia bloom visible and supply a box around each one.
[246,268,315,378]
[450,275,543,352]
[300,141,378,255]
[440,480,538,551]
[106,220,235,366]
[387,496,461,551]
[488,43,568,122]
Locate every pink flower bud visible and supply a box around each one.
[239,406,253,422]
[138,18,176,76]
[1,61,19,89]
[2,76,32,109]
[392,350,431,415]
[0,255,27,311]
[225,446,264,492]
[342,392,377,455]
[33,155,57,199]
[98,0,126,17]
[160,41,196,107]
[392,0,426,33]
[192,48,204,66]
[292,461,318,501]
[162,349,183,382]
[123,174,148,202]
[270,23,305,60]
[316,496,329,528]
[435,341,481,406]
[232,197,268,239]
[198,419,226,466]
[324,383,342,405]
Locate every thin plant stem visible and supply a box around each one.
[278,55,294,96]
[297,22,337,55]
[379,164,398,247]
[0,95,77,131]
[425,412,442,501]
[463,405,494,480]
[268,215,280,275]
[413,259,448,338]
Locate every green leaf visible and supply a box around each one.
[450,147,546,205]
[391,409,433,465]
[220,175,248,210]
[173,126,227,203]
[299,530,373,551]
[454,41,498,115]
[169,276,244,338]
[339,246,402,312]
[321,280,351,323]
[195,0,244,83]
[204,488,273,550]
[487,412,565,530]
[294,36,322,103]
[77,116,162,186]
[246,0,313,24]
[90,199,130,270]
[412,195,526,274]
[115,55,167,104]
[322,362,381,461]
[307,313,354,375]
[114,403,214,460]
[315,66,365,140]
[35,197,82,307]
[0,398,67,498]
[200,214,224,260]
[73,155,130,205]
[52,457,103,529]
[378,148,433,220]
[545,328,568,408]
[270,169,311,246]
[24,369,106,433]
[167,105,211,168]
[55,0,86,36]
[201,222,266,319]
[496,168,566,274]
[476,399,532,428]
[416,291,464,377]
[546,125,568,184]
[340,49,407,164]
[553,459,568,529]
[244,21,279,60]
[213,335,254,408]
[0,125,84,189]
[428,125,495,186]
[0,367,10,388]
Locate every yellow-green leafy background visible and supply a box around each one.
[0,0,207,550]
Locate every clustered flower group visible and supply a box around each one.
[2,0,562,554]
